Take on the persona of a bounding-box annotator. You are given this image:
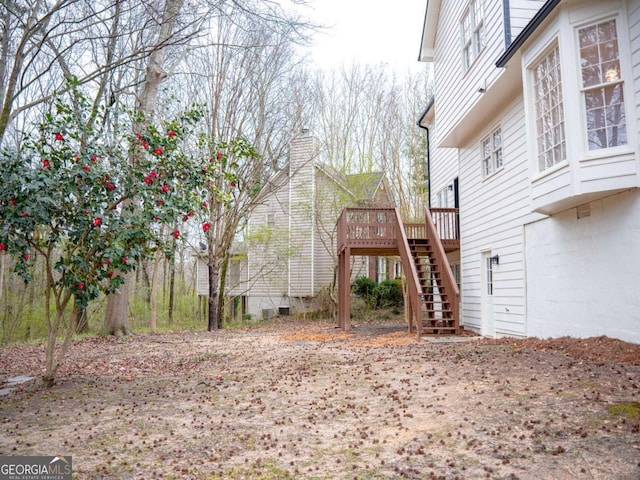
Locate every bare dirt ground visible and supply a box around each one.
[1,318,639,480]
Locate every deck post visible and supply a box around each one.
[337,247,351,331]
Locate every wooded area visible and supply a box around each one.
[0,0,430,383]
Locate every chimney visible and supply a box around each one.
[289,129,318,170]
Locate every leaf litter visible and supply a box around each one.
[1,319,639,479]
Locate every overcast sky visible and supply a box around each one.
[302,1,427,72]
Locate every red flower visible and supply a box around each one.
[230,181,236,187]
[136,133,143,140]
[93,217,102,226]
[55,133,64,141]
[202,200,208,208]
[122,256,127,264]
[157,199,164,206]
[91,156,97,163]
[0,243,5,251]
[216,152,223,159]
[144,176,153,185]
[10,197,16,206]
[83,209,89,214]
[108,271,115,278]
[107,183,115,191]
[202,222,211,232]
[149,171,158,178]
[167,131,176,138]
[141,141,149,149]
[173,230,180,239]
[82,165,90,172]
[73,155,79,162]
[77,282,85,290]
[42,159,50,168]
[23,253,29,260]
[161,184,170,193]
[154,147,164,156]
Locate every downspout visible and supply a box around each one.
[416,100,433,209]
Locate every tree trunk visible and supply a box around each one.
[74,307,89,334]
[168,252,176,326]
[207,257,220,331]
[104,272,132,337]
[216,250,229,329]
[102,0,184,335]
[150,249,161,333]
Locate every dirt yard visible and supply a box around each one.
[1,318,639,479]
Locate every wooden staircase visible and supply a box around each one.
[336,207,460,336]
[408,238,458,335]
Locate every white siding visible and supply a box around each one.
[429,119,460,207]
[288,137,316,298]
[247,173,291,307]
[509,0,546,40]
[458,96,540,336]
[434,0,509,143]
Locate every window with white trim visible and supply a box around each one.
[578,18,627,150]
[461,0,485,70]
[266,213,275,227]
[533,44,566,172]
[481,127,502,177]
[485,256,493,296]
[435,188,447,208]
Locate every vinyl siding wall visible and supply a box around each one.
[247,173,292,313]
[434,0,508,143]
[508,0,547,40]
[287,140,316,298]
[458,96,539,336]
[429,121,460,207]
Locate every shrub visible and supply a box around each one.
[352,276,376,298]
[373,279,404,308]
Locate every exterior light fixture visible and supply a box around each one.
[490,254,499,265]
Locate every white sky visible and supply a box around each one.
[302,1,427,72]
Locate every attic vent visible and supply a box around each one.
[576,203,591,219]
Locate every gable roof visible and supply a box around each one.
[251,156,392,207]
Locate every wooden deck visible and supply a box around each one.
[337,207,460,255]
[336,207,460,335]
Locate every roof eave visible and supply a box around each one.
[495,0,562,67]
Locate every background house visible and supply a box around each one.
[228,132,395,319]
[419,0,639,342]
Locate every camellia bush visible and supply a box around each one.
[0,88,249,386]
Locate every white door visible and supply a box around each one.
[480,252,495,336]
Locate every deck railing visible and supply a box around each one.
[336,206,460,332]
[337,207,398,253]
[405,208,459,240]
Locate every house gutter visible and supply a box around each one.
[496,0,561,67]
[417,97,435,209]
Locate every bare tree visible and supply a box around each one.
[310,64,430,220]
[175,4,315,330]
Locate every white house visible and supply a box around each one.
[419,0,640,342]
[229,132,394,319]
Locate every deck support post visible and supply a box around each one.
[337,247,351,331]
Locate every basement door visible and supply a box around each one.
[480,251,495,337]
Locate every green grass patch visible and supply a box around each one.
[608,401,640,420]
